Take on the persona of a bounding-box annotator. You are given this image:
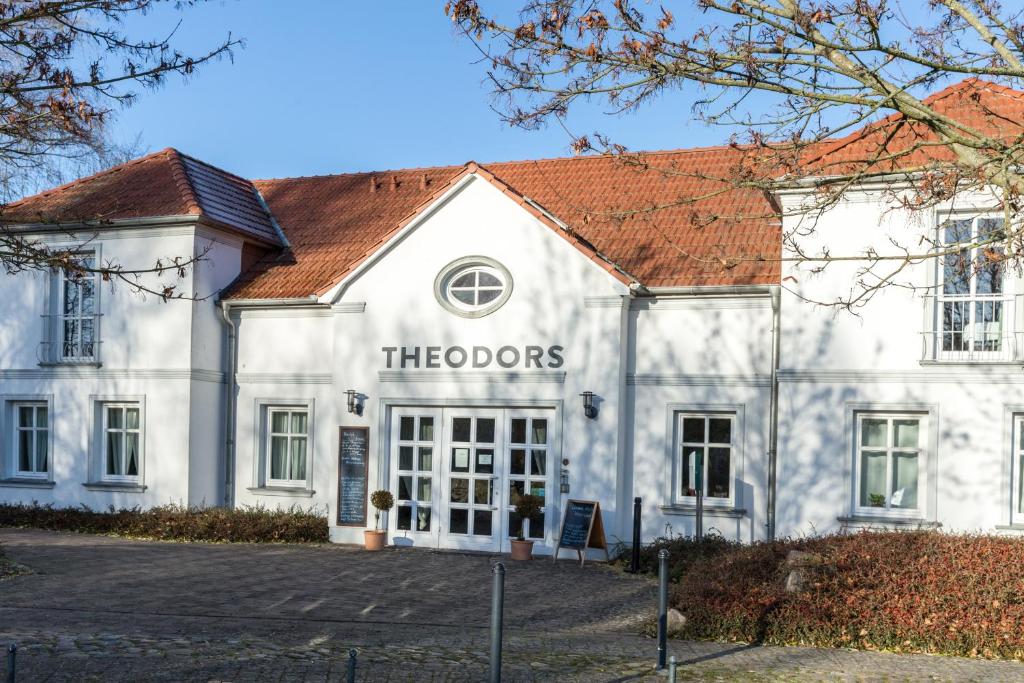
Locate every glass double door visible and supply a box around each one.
[388,407,553,552]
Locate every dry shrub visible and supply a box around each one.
[0,502,328,544]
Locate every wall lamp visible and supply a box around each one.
[345,389,364,417]
[580,391,598,420]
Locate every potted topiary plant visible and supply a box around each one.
[365,489,394,551]
[868,493,886,508]
[510,493,544,560]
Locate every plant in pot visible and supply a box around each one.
[510,493,544,560]
[868,493,886,508]
[365,489,394,551]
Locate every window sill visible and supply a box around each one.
[995,524,1024,531]
[248,486,315,498]
[0,478,55,489]
[919,359,1021,367]
[82,482,146,492]
[659,504,747,518]
[38,360,102,368]
[838,515,940,529]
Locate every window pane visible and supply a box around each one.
[473,510,492,536]
[18,432,31,472]
[510,419,526,444]
[125,433,139,476]
[398,445,413,471]
[18,406,33,428]
[290,411,307,435]
[451,289,476,304]
[707,447,730,498]
[861,419,887,448]
[891,453,919,509]
[419,417,434,441]
[527,511,545,539]
[416,507,431,532]
[1019,454,1024,513]
[449,508,468,534]
[475,448,494,474]
[398,475,413,501]
[62,320,78,356]
[477,271,501,287]
[529,481,545,502]
[417,447,432,471]
[399,416,414,441]
[974,300,1002,351]
[35,433,48,473]
[451,272,476,288]
[682,418,705,443]
[271,411,288,434]
[893,420,919,449]
[943,218,972,244]
[397,505,412,531]
[37,407,47,428]
[476,418,495,444]
[708,418,731,444]
[416,477,431,503]
[976,251,1004,295]
[125,407,140,430]
[530,449,547,476]
[289,438,306,480]
[107,406,124,429]
[508,511,523,539]
[510,449,526,475]
[943,250,970,295]
[509,479,525,501]
[978,217,1006,242]
[270,436,287,479]
[942,301,968,351]
[531,420,547,445]
[452,418,471,442]
[451,447,470,473]
[474,479,492,505]
[107,433,123,475]
[681,447,703,496]
[860,451,887,507]
[450,478,469,503]
[63,280,79,314]
[80,279,95,315]
[477,289,501,304]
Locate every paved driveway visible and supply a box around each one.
[2,529,1024,682]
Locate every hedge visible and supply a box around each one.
[0,502,329,544]
[619,531,1024,659]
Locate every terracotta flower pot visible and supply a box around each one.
[364,530,387,551]
[510,539,534,561]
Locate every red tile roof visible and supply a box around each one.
[4,148,282,245]
[8,78,1022,300]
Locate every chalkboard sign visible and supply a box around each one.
[337,427,369,527]
[553,499,609,565]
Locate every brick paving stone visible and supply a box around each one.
[0,528,1022,682]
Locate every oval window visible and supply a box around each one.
[434,257,513,317]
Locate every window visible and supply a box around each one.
[1014,416,1024,517]
[103,404,141,482]
[508,416,548,540]
[59,254,98,361]
[14,403,48,477]
[395,415,434,532]
[677,414,734,503]
[855,413,923,514]
[266,408,309,486]
[938,216,1008,356]
[434,257,513,317]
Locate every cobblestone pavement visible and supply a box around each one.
[1,529,1024,681]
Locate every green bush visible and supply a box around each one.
[622,530,1024,659]
[0,502,328,543]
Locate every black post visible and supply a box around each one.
[695,451,704,543]
[489,562,506,683]
[657,549,669,670]
[6,644,15,683]
[346,648,357,683]
[629,496,642,573]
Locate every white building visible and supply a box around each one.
[2,79,1023,556]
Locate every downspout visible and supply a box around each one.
[766,285,782,541]
[220,301,238,508]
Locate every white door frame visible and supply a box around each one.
[440,408,504,551]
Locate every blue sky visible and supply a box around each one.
[111,1,724,180]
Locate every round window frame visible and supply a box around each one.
[434,256,514,318]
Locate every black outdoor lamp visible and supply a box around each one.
[345,389,363,417]
[580,391,598,419]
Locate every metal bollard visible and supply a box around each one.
[489,562,506,683]
[657,549,669,670]
[346,648,357,683]
[629,497,642,573]
[668,655,678,682]
[6,643,15,683]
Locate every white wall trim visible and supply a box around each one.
[629,374,770,387]
[234,307,332,319]
[378,370,566,384]
[236,373,334,385]
[630,298,769,311]
[584,296,623,309]
[332,302,367,314]
[780,369,1024,384]
[0,368,224,382]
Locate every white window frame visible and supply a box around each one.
[433,256,514,318]
[852,411,928,518]
[253,399,315,492]
[266,407,311,488]
[674,412,737,507]
[13,402,49,478]
[506,414,550,541]
[393,413,437,534]
[2,396,54,483]
[101,402,142,484]
[1010,413,1024,524]
[55,251,100,363]
[934,213,1014,361]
